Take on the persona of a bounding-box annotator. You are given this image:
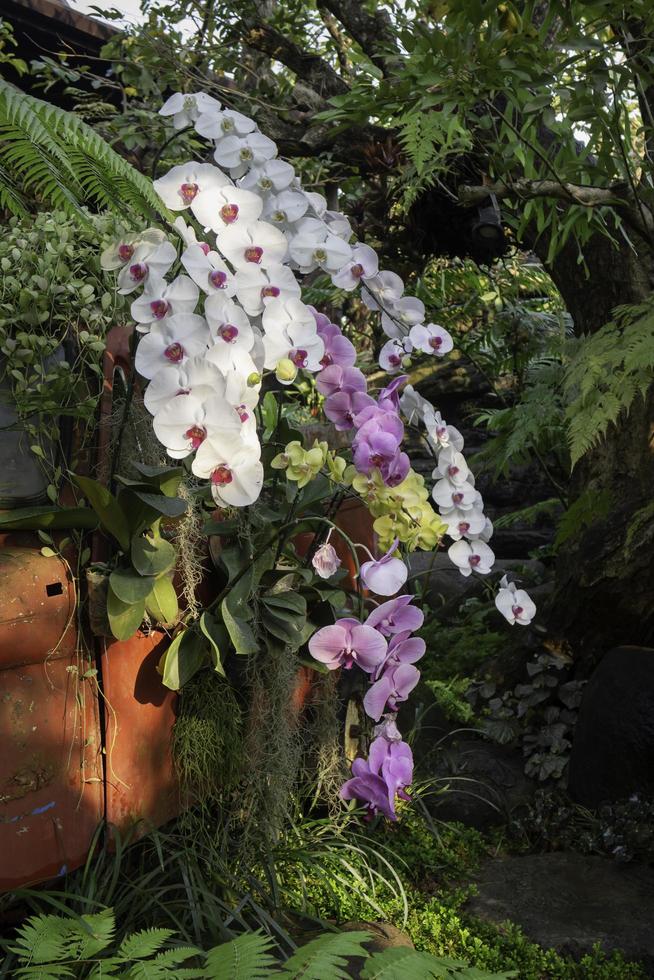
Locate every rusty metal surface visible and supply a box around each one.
[0,550,76,669]
[0,663,103,890]
[102,630,179,834]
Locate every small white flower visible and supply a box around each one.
[213,132,277,178]
[159,92,221,129]
[443,506,487,541]
[239,159,296,194]
[425,409,465,452]
[143,356,225,416]
[116,240,177,295]
[432,478,478,511]
[262,298,325,378]
[312,542,342,579]
[101,228,166,271]
[381,296,425,339]
[409,322,454,357]
[379,338,411,374]
[495,577,536,625]
[233,264,301,316]
[191,185,263,233]
[289,221,352,274]
[192,433,264,507]
[204,296,255,371]
[153,162,231,213]
[448,539,495,577]
[331,243,379,291]
[153,393,243,459]
[195,107,256,139]
[181,244,236,297]
[134,314,209,380]
[217,220,288,270]
[323,209,352,242]
[130,274,199,331]
[361,270,404,312]
[434,446,470,486]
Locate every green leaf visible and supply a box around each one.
[204,932,277,980]
[72,474,130,551]
[159,629,207,690]
[132,490,187,517]
[281,931,371,979]
[221,597,258,655]
[106,585,144,641]
[145,575,178,625]
[117,926,175,959]
[131,461,184,497]
[109,567,154,604]
[199,611,226,676]
[131,536,176,577]
[261,591,307,617]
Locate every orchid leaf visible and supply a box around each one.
[159,630,207,690]
[145,576,179,625]
[261,591,307,617]
[199,612,227,676]
[221,598,258,655]
[72,475,130,551]
[131,536,176,577]
[0,505,98,531]
[131,462,184,497]
[106,586,144,642]
[131,490,187,517]
[109,568,154,604]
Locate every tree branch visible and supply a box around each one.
[320,0,399,72]
[239,18,349,98]
[458,178,654,238]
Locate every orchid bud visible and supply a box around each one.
[275,358,298,383]
[247,371,261,387]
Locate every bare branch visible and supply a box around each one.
[239,18,349,98]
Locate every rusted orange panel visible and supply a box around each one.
[101,630,179,834]
[0,662,103,890]
[0,549,76,668]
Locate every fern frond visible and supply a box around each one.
[280,930,371,979]
[0,80,172,225]
[204,931,278,980]
[118,928,175,960]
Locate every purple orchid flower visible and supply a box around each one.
[315,364,367,397]
[377,375,408,413]
[373,714,403,742]
[340,736,413,821]
[363,663,421,721]
[352,428,403,476]
[366,595,424,636]
[352,404,404,439]
[324,389,375,431]
[372,629,426,681]
[316,320,357,368]
[381,450,410,487]
[360,538,408,596]
[308,617,387,672]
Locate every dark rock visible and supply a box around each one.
[408,554,545,618]
[340,921,414,978]
[568,646,654,806]
[467,852,654,968]
[429,737,535,829]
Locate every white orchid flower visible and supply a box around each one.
[172,216,212,253]
[192,433,264,507]
[134,314,209,380]
[323,210,352,242]
[116,240,177,295]
[101,228,166,271]
[361,270,404,312]
[153,162,231,215]
[332,243,379,291]
[304,191,327,216]
[289,223,352,274]
[432,477,478,511]
[217,220,288,270]
[262,298,324,378]
[434,446,470,486]
[191,185,263,233]
[131,274,199,331]
[410,322,454,357]
[181,243,236,297]
[195,107,256,139]
[495,576,536,625]
[233,264,301,316]
[143,356,225,416]
[443,506,487,541]
[399,384,432,425]
[261,190,309,230]
[153,392,243,459]
[448,539,496,577]
[159,92,221,129]
[204,296,255,371]
[213,132,277,178]
[239,159,296,194]
[381,296,425,339]
[425,408,465,452]
[379,337,411,374]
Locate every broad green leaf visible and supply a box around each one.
[72,474,130,551]
[261,591,307,617]
[159,630,207,690]
[106,586,144,642]
[131,536,176,577]
[131,461,184,497]
[221,597,258,655]
[0,505,98,531]
[145,576,178,625]
[109,567,153,604]
[132,490,187,517]
[260,605,309,650]
[199,611,226,676]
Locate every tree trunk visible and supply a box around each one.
[537,229,654,659]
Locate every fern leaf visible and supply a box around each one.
[118,928,175,960]
[280,930,371,979]
[360,946,454,978]
[204,932,278,980]
[14,968,75,979]
[10,913,75,966]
